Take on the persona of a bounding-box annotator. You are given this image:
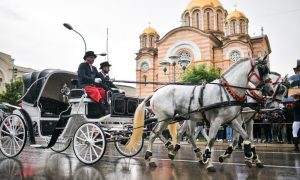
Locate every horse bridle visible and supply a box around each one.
[247,59,272,89]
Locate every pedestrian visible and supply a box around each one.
[292,94,300,152]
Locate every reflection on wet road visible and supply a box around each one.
[0,143,299,180]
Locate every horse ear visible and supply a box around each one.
[262,54,268,62]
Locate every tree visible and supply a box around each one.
[0,80,23,105]
[181,64,220,83]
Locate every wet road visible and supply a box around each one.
[0,142,299,180]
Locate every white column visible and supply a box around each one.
[190,15,193,26]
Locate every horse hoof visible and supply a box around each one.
[199,160,208,165]
[207,166,216,172]
[168,153,175,160]
[245,160,252,168]
[149,160,157,168]
[256,163,264,168]
[219,156,224,163]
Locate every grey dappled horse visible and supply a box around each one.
[176,72,289,168]
[126,57,273,172]
[218,73,289,165]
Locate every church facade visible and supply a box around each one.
[0,52,34,93]
[135,0,271,98]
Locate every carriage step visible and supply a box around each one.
[30,144,46,148]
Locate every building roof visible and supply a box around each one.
[142,27,158,35]
[186,0,223,11]
[226,10,247,21]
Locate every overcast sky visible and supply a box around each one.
[1,0,300,85]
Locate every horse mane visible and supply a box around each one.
[221,58,250,77]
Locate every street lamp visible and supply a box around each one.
[63,23,87,53]
[160,55,191,82]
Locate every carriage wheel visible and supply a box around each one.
[50,137,72,153]
[114,132,144,157]
[0,159,23,180]
[0,115,27,157]
[73,123,106,164]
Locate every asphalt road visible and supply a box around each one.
[0,142,299,180]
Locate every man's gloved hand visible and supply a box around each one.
[94,78,102,83]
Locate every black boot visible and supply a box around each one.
[292,137,299,152]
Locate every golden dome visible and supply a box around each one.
[186,0,223,11]
[226,10,247,21]
[142,27,158,35]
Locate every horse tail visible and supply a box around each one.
[126,94,152,151]
[168,123,178,145]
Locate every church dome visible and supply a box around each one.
[226,10,247,21]
[186,0,223,11]
[142,27,158,35]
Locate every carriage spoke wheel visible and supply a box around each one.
[51,137,72,153]
[114,132,144,157]
[73,123,106,164]
[0,115,27,157]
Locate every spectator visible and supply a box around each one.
[292,94,300,152]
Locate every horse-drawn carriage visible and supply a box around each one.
[0,69,144,164]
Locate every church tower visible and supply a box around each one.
[135,26,160,97]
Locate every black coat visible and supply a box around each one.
[77,62,101,88]
[98,71,118,90]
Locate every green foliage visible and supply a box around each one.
[0,80,23,105]
[181,64,220,83]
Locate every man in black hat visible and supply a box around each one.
[99,61,118,91]
[78,51,106,103]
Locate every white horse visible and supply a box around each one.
[126,58,273,172]
[175,72,289,168]
[218,72,289,165]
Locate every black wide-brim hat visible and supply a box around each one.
[100,61,112,69]
[83,51,97,60]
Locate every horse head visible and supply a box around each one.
[265,73,289,109]
[248,55,273,96]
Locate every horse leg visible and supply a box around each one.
[218,115,244,163]
[145,121,171,167]
[219,129,239,163]
[173,121,189,157]
[230,119,260,168]
[246,119,263,168]
[187,121,202,162]
[200,120,222,172]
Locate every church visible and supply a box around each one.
[135,0,271,98]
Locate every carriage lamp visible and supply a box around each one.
[63,23,87,53]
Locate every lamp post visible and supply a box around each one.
[63,23,87,53]
[160,55,190,82]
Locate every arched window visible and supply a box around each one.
[240,20,245,34]
[207,12,210,30]
[216,10,223,31]
[230,20,236,34]
[196,13,200,29]
[184,14,190,26]
[149,36,154,47]
[143,35,147,48]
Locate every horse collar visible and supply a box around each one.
[221,79,246,102]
